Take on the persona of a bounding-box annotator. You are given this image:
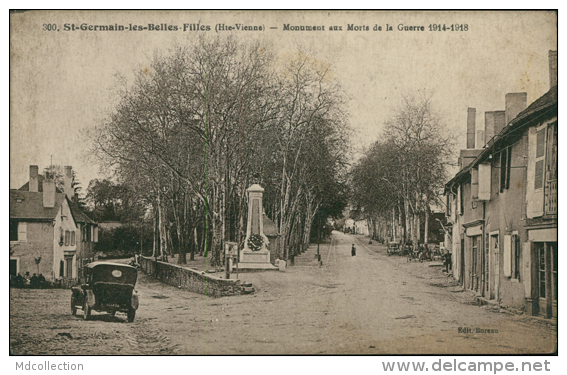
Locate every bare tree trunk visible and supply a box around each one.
[157,191,168,259]
[152,203,157,257]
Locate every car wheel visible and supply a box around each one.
[71,295,77,316]
[127,307,136,323]
[83,301,91,320]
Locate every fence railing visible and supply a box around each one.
[545,179,557,216]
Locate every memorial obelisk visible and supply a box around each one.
[238,184,276,270]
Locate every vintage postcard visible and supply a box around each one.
[9,9,557,366]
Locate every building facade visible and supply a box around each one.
[444,51,557,318]
[10,166,98,284]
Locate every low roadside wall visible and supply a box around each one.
[139,256,240,297]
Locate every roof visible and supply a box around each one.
[445,85,558,192]
[85,262,136,270]
[9,190,65,221]
[19,179,96,224]
[19,175,63,193]
[68,200,97,224]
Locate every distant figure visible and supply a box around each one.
[351,244,356,256]
[38,274,46,288]
[30,273,39,288]
[15,273,24,288]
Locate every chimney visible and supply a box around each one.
[484,112,495,144]
[505,92,527,125]
[549,50,557,88]
[493,110,506,136]
[29,165,39,193]
[64,166,73,199]
[43,178,56,208]
[476,130,485,148]
[466,108,476,149]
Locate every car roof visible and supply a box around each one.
[85,262,136,270]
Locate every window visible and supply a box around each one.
[64,230,70,246]
[70,231,76,246]
[10,222,28,242]
[446,194,452,216]
[10,220,18,241]
[500,147,511,192]
[534,127,546,190]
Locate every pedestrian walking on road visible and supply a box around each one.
[351,244,356,256]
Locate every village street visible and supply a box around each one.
[10,231,556,355]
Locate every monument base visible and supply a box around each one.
[238,249,277,271]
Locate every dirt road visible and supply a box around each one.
[10,231,556,355]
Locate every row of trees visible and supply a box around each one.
[350,94,453,248]
[90,36,349,266]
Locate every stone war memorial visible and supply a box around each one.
[238,184,277,271]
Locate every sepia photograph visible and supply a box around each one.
[9,10,558,360]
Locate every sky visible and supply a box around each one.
[9,10,557,193]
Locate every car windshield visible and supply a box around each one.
[91,265,137,285]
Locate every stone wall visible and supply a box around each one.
[139,256,241,297]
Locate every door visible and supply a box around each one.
[494,236,500,300]
[537,242,558,318]
[10,259,18,277]
[490,233,499,300]
[471,236,479,292]
[65,257,73,279]
[460,238,465,287]
[484,234,489,297]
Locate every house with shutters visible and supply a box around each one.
[10,165,98,284]
[443,50,557,318]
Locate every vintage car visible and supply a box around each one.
[71,262,139,322]
[387,241,400,256]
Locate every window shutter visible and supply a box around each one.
[459,184,464,215]
[534,160,544,189]
[503,235,512,277]
[94,226,99,243]
[471,168,479,200]
[506,148,511,189]
[478,164,491,201]
[18,222,27,242]
[534,127,546,190]
[500,149,507,192]
[71,231,76,246]
[536,129,546,158]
